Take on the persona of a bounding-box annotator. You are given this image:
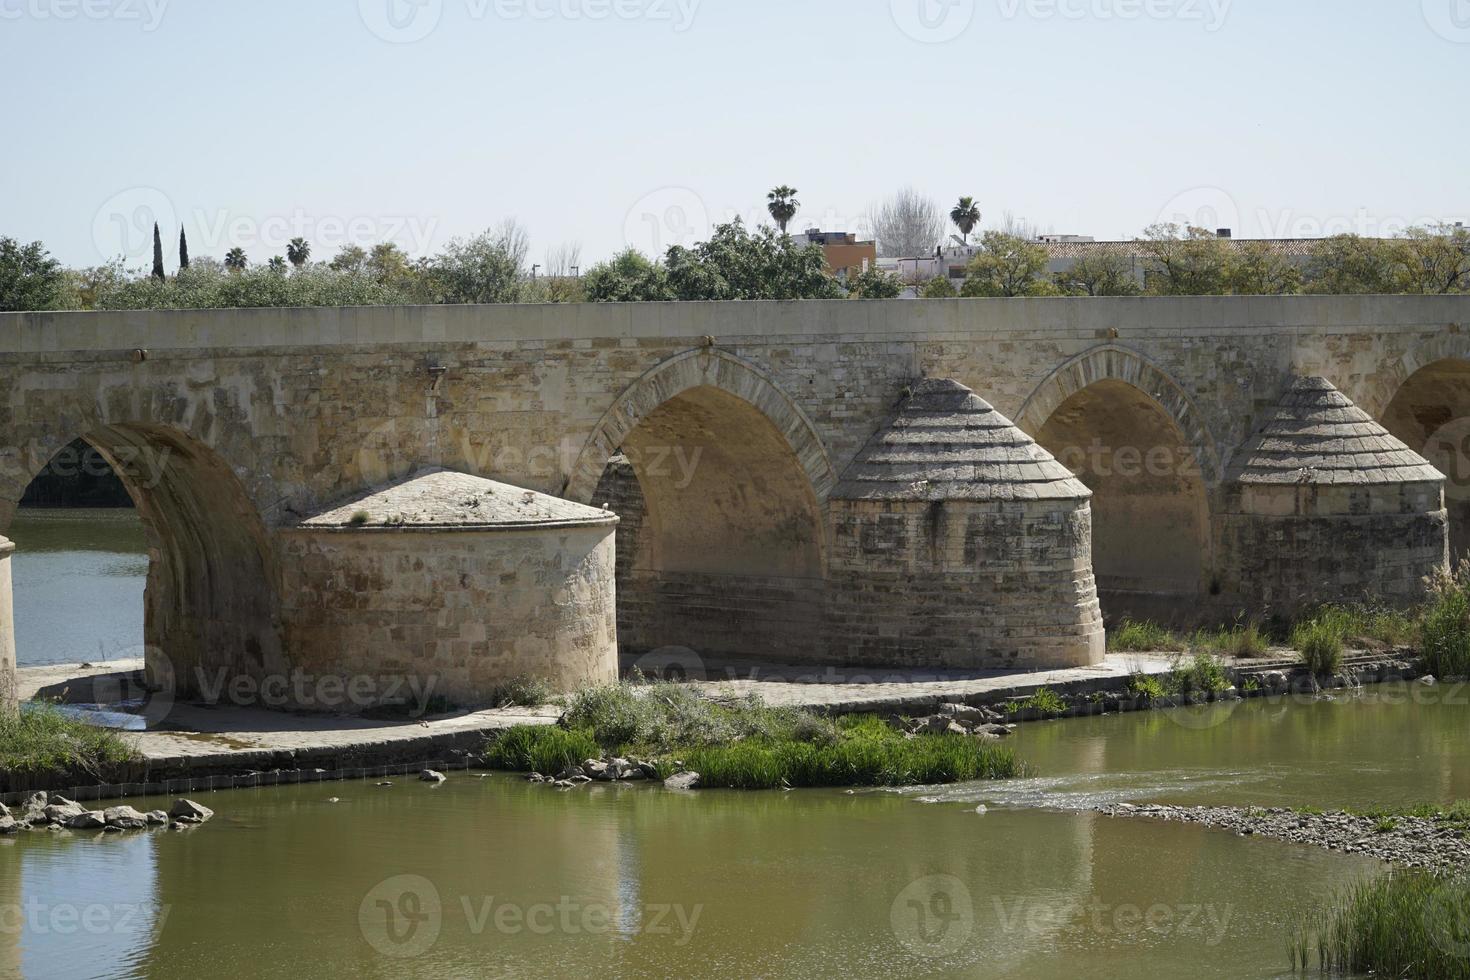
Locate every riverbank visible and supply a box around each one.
[1,647,1437,802]
[1095,803,1470,876]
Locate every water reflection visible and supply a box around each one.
[2,774,1382,980]
[7,509,147,667]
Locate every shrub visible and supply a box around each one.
[1293,610,1348,676]
[1128,674,1168,702]
[1291,871,1470,978]
[1024,687,1067,715]
[1107,620,1184,652]
[1168,652,1231,696]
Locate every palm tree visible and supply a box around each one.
[268,255,287,273]
[224,247,248,272]
[286,237,311,268]
[950,197,981,245]
[767,186,799,234]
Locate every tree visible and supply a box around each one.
[1053,252,1141,296]
[0,237,66,311]
[225,247,248,272]
[664,219,842,301]
[329,244,368,273]
[767,186,800,234]
[845,266,906,299]
[286,237,311,268]
[961,231,1058,297]
[868,187,946,258]
[584,248,674,302]
[1394,224,1470,294]
[919,275,958,298]
[950,196,981,245]
[178,228,190,270]
[1302,235,1400,294]
[1225,241,1301,295]
[423,220,530,304]
[1137,224,1230,296]
[268,256,287,273]
[151,223,165,280]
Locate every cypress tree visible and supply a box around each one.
[179,227,190,270]
[151,223,165,280]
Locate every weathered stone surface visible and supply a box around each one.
[829,379,1104,670]
[3,297,1470,711]
[43,802,86,824]
[65,811,107,830]
[169,799,215,823]
[664,772,701,791]
[146,810,170,825]
[418,770,446,783]
[1220,376,1448,613]
[281,470,619,709]
[104,806,151,830]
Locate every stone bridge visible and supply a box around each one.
[2,295,1468,709]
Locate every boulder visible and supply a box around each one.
[0,801,9,820]
[555,765,585,781]
[145,811,169,826]
[637,762,661,780]
[65,811,107,830]
[43,802,87,824]
[419,770,447,783]
[582,759,612,781]
[104,806,151,830]
[19,792,48,824]
[938,703,994,723]
[0,817,17,835]
[973,724,1013,739]
[169,799,215,823]
[664,772,701,791]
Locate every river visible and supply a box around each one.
[6,512,1463,978]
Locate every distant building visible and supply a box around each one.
[790,229,878,281]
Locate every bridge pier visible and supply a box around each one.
[0,537,16,714]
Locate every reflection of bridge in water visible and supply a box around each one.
[1,296,1468,710]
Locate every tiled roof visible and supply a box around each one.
[301,468,617,529]
[834,378,1090,502]
[1231,377,1443,486]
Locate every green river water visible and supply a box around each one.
[3,510,1467,978]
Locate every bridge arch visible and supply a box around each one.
[566,347,836,662]
[1,416,284,701]
[1379,336,1470,561]
[1016,345,1217,622]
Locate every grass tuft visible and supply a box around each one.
[1107,620,1185,652]
[0,702,140,778]
[1291,871,1470,978]
[1292,609,1349,676]
[1422,569,1470,678]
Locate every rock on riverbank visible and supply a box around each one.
[0,794,212,834]
[1096,803,1470,875]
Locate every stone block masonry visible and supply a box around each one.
[0,296,1467,709]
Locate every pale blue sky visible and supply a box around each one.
[3,0,1467,269]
